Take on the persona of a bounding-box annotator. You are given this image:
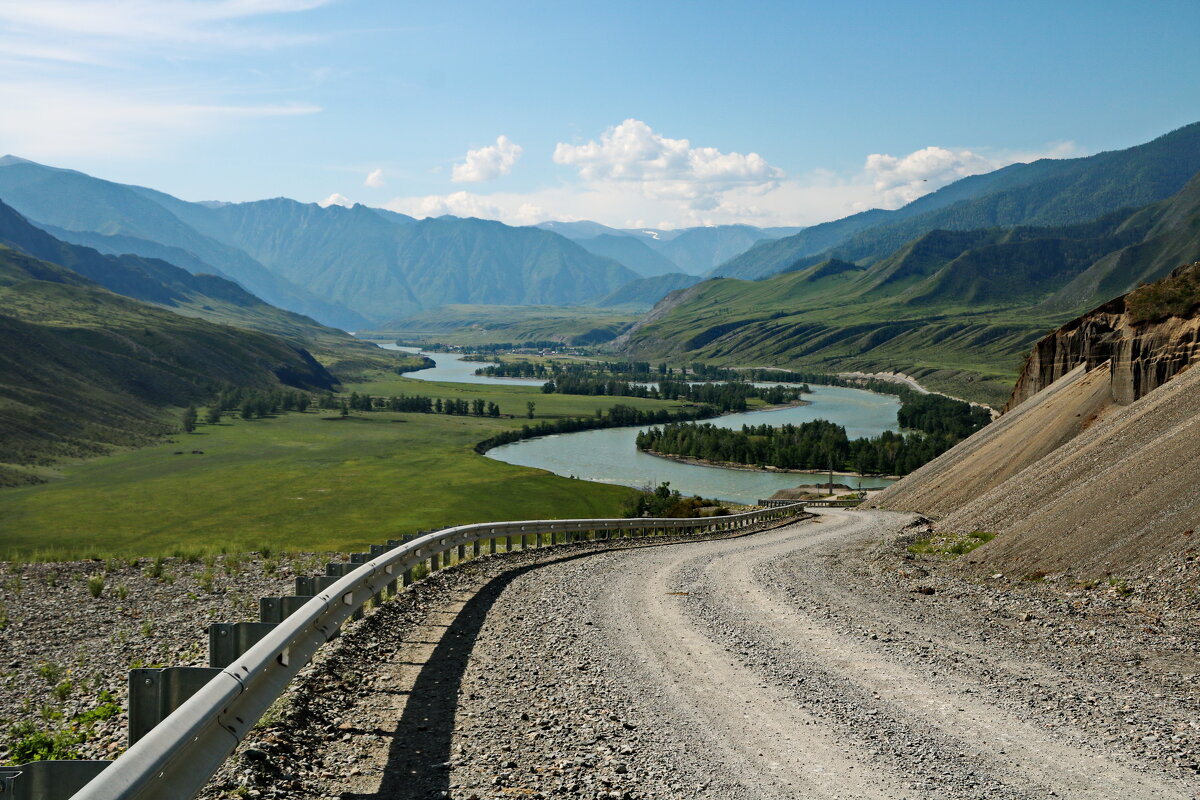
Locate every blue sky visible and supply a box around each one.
[0,0,1197,228]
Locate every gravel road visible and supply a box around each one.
[227,511,1199,800]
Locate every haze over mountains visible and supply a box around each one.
[0,157,796,326]
[537,220,803,277]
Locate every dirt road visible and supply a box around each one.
[239,511,1199,799]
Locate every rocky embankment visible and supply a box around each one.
[1008,261,1200,408]
[870,260,1200,581]
[0,553,316,764]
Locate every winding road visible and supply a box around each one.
[292,511,1198,799]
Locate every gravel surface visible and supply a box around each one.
[5,510,1197,799]
[0,552,326,763]
[210,510,1199,799]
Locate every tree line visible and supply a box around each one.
[474,403,719,455]
[635,420,962,476]
[541,376,807,413]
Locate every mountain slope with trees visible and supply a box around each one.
[0,200,408,379]
[0,246,336,486]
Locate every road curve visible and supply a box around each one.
[287,511,1198,800]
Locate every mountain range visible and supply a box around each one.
[613,126,1200,407]
[714,121,1200,280]
[537,220,803,277]
[0,158,797,325]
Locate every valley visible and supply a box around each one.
[1,26,1199,798]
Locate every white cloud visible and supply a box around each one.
[0,81,319,158]
[861,141,1080,209]
[364,168,384,188]
[386,136,1087,230]
[0,0,332,63]
[553,119,783,211]
[451,135,523,183]
[0,2,330,160]
[319,192,353,208]
[863,146,998,208]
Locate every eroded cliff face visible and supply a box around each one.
[1007,262,1200,410]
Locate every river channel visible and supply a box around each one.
[376,345,900,504]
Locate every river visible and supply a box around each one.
[374,344,900,504]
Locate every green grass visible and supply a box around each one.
[0,376,686,560]
[907,530,996,559]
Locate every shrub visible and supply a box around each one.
[197,570,215,593]
[36,661,65,686]
[7,721,83,762]
[87,575,105,598]
[143,557,165,580]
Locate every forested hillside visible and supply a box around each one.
[0,200,410,379]
[0,247,336,486]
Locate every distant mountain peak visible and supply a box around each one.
[0,155,34,166]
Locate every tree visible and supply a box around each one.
[339,401,349,418]
[526,401,536,419]
[204,406,221,425]
[181,405,197,433]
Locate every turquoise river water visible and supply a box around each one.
[377,345,899,504]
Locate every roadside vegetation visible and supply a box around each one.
[907,530,997,559]
[620,482,730,518]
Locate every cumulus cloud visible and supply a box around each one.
[386,135,1086,230]
[863,146,998,208]
[319,192,353,208]
[553,119,783,211]
[861,141,1079,209]
[452,135,523,183]
[363,168,384,188]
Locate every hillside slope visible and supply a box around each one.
[716,121,1200,279]
[0,200,405,379]
[866,262,1200,577]
[0,247,336,485]
[591,272,701,308]
[615,173,1200,406]
[0,156,363,329]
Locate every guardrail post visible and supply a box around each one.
[209,621,278,668]
[473,538,482,558]
[128,667,221,745]
[386,540,403,594]
[0,761,110,800]
[259,595,312,624]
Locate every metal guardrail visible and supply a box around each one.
[757,498,862,508]
[45,503,808,800]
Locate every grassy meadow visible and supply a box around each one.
[0,375,688,561]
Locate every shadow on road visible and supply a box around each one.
[341,523,792,799]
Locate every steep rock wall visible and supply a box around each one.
[1008,262,1200,409]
